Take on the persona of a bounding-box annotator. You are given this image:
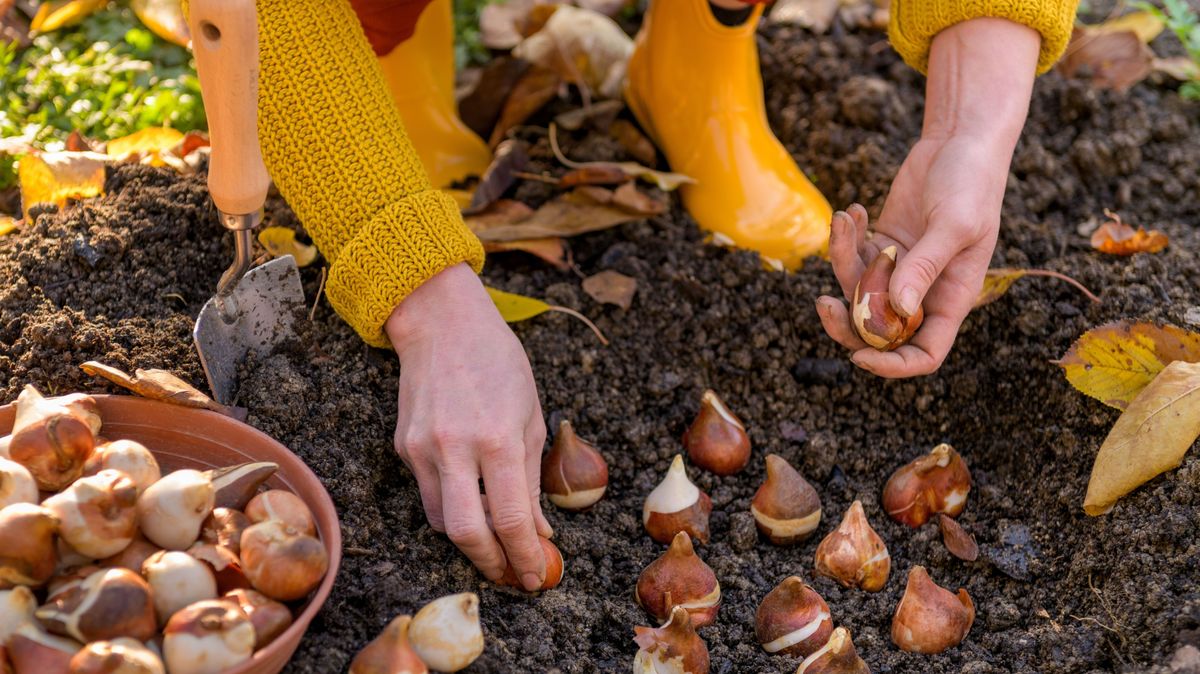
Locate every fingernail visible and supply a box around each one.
[897,287,920,317]
[851,355,874,372]
[522,573,543,591]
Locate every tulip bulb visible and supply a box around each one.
[0,586,37,643]
[751,455,822,545]
[891,566,974,653]
[754,576,832,658]
[162,600,255,674]
[239,520,328,601]
[83,441,160,495]
[497,537,564,591]
[408,593,484,673]
[199,508,250,556]
[852,246,923,351]
[683,390,751,476]
[187,544,251,594]
[796,627,869,674]
[8,386,98,492]
[882,444,971,528]
[67,638,165,674]
[0,503,59,588]
[221,589,292,649]
[204,462,278,511]
[7,623,81,674]
[643,455,712,545]
[99,537,162,575]
[244,489,316,537]
[142,551,218,626]
[36,568,157,643]
[43,470,139,559]
[636,532,720,628]
[350,615,428,674]
[541,420,608,511]
[938,514,979,562]
[633,606,709,674]
[0,458,36,510]
[813,500,890,592]
[136,469,215,550]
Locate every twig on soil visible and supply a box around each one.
[548,123,586,169]
[513,170,560,184]
[1020,269,1102,304]
[548,305,609,345]
[309,266,328,321]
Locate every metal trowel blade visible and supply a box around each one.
[193,255,306,406]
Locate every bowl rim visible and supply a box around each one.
[0,393,342,674]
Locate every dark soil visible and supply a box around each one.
[3,21,1200,674]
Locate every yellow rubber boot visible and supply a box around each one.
[377,0,491,188]
[625,0,833,269]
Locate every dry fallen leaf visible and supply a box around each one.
[80,361,245,419]
[1084,359,1200,515]
[489,66,562,147]
[1057,321,1200,410]
[770,0,839,33]
[582,270,637,310]
[258,227,318,267]
[512,5,633,99]
[610,181,665,216]
[466,139,529,214]
[107,127,185,166]
[17,151,109,218]
[0,216,17,238]
[460,56,531,140]
[29,0,106,33]
[131,0,190,48]
[1153,56,1200,81]
[554,99,624,131]
[158,131,211,174]
[65,130,95,152]
[1059,27,1154,91]
[486,286,609,344]
[559,164,630,187]
[973,268,1101,309]
[938,514,979,562]
[466,187,649,242]
[1087,9,1165,43]
[479,0,559,50]
[483,237,571,270]
[550,123,693,191]
[1089,211,1168,255]
[609,119,657,166]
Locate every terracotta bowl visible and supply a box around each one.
[0,395,342,674]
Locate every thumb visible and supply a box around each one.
[889,235,963,317]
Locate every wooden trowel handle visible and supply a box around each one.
[189,0,269,219]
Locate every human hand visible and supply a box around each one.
[386,263,553,591]
[816,18,1042,377]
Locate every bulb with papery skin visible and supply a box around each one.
[754,576,833,658]
[643,455,712,544]
[891,566,974,654]
[852,246,923,351]
[636,532,720,628]
[813,500,890,592]
[67,638,164,674]
[162,600,254,674]
[407,593,484,673]
[0,458,36,510]
[633,606,709,674]
[497,537,564,591]
[35,568,156,643]
[187,543,251,595]
[8,386,98,492]
[7,623,81,674]
[142,551,217,627]
[136,469,215,550]
[350,615,428,674]
[751,454,822,545]
[83,441,160,495]
[0,503,59,588]
[239,520,328,602]
[683,390,751,476]
[99,536,161,575]
[0,586,37,644]
[43,470,139,559]
[204,462,278,511]
[199,509,250,556]
[541,420,608,511]
[221,589,292,649]
[244,489,316,536]
[797,626,870,674]
[882,444,971,528]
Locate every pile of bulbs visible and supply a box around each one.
[536,389,978,673]
[349,593,485,674]
[0,385,330,674]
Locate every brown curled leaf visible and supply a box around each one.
[938,514,979,562]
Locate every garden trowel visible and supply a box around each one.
[189,0,304,406]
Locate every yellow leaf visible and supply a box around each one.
[17,151,109,219]
[257,227,317,267]
[1090,10,1165,44]
[487,286,552,322]
[30,0,107,32]
[107,127,185,166]
[0,216,16,237]
[131,0,190,48]
[1084,360,1200,515]
[1058,322,1200,410]
[511,5,633,99]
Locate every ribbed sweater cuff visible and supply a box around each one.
[325,189,485,348]
[888,0,1078,75]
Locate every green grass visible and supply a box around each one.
[0,7,205,189]
[1137,0,1200,99]
[453,0,494,70]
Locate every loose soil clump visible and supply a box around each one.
[3,25,1199,674]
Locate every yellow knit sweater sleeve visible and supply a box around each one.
[231,0,484,348]
[889,0,1079,75]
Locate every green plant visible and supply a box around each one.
[1138,0,1200,99]
[453,0,493,70]
[0,7,205,189]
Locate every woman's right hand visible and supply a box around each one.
[386,263,553,591]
